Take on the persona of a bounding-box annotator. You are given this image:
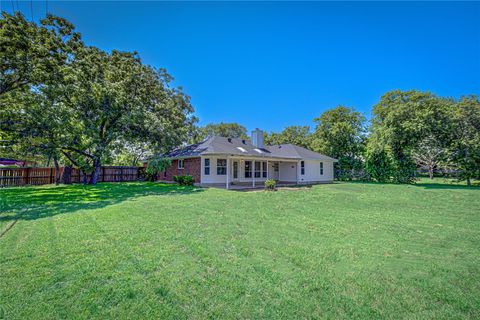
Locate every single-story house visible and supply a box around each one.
[155,129,337,189]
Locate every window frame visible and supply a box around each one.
[244,161,252,178]
[204,158,210,175]
[301,161,305,175]
[254,161,261,178]
[320,162,324,175]
[217,159,227,175]
[262,161,267,178]
[233,161,238,179]
[178,159,184,169]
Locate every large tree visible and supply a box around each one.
[58,47,195,183]
[366,90,454,183]
[264,126,312,148]
[449,95,480,186]
[1,13,195,184]
[1,12,82,181]
[311,106,366,179]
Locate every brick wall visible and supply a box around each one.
[160,157,201,183]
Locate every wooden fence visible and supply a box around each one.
[0,166,144,188]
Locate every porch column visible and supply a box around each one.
[266,160,269,179]
[296,160,300,184]
[226,157,230,189]
[252,159,255,188]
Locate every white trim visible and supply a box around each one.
[226,157,230,189]
[252,160,256,188]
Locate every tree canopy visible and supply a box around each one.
[0,12,195,184]
[264,126,312,148]
[192,122,248,143]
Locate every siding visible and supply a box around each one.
[297,160,334,183]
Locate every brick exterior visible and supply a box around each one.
[160,157,201,183]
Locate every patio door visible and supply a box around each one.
[232,161,239,181]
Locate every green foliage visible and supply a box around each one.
[0,12,81,96]
[264,179,277,191]
[448,95,480,186]
[0,12,195,184]
[192,122,248,143]
[367,90,454,184]
[145,158,172,182]
[264,126,312,148]
[173,175,194,186]
[365,146,393,182]
[311,106,366,159]
[310,106,366,180]
[335,156,367,181]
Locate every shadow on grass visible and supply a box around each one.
[0,182,204,223]
[412,183,479,190]
[337,180,479,190]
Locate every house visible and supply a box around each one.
[0,158,32,167]
[157,129,337,189]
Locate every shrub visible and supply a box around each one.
[264,179,277,191]
[145,157,172,182]
[173,175,194,186]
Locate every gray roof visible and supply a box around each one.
[164,136,337,161]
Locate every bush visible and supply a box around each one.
[173,175,194,186]
[264,179,277,191]
[145,157,172,182]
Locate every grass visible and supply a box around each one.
[0,181,479,319]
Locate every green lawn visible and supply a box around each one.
[0,181,479,319]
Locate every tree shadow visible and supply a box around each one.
[412,183,479,190]
[336,180,479,190]
[0,182,204,223]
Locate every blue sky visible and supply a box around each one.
[3,1,480,132]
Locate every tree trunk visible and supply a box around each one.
[428,167,434,179]
[62,165,72,184]
[467,178,471,187]
[53,157,61,185]
[89,158,101,184]
[81,170,88,184]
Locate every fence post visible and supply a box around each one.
[50,168,54,184]
[102,167,105,182]
[120,167,124,182]
[25,167,30,185]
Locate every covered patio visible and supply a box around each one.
[213,156,301,190]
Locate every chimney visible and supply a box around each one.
[251,128,264,149]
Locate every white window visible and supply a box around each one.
[178,159,184,169]
[237,147,247,153]
[217,159,227,175]
[254,161,261,178]
[204,158,210,175]
[301,161,305,175]
[254,161,267,178]
[244,161,252,178]
[320,162,324,175]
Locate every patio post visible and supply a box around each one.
[252,159,255,188]
[266,160,269,180]
[226,157,230,189]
